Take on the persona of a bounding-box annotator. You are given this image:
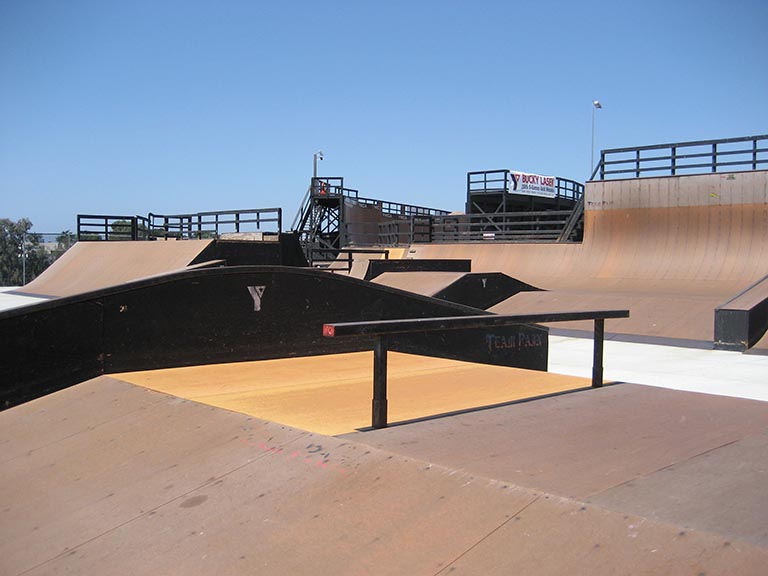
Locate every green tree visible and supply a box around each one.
[0,218,51,286]
[110,219,135,240]
[52,230,77,259]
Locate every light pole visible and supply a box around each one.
[312,150,324,196]
[20,232,27,285]
[591,100,602,179]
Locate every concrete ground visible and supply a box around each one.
[549,335,768,402]
[0,287,47,311]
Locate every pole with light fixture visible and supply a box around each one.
[312,150,324,195]
[591,100,602,179]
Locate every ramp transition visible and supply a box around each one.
[407,170,768,349]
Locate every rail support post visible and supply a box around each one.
[372,336,389,428]
[592,318,605,388]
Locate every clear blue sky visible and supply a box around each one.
[1,0,766,232]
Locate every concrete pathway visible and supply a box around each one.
[549,334,768,402]
[0,287,46,312]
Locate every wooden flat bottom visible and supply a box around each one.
[114,352,591,435]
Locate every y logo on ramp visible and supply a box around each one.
[247,286,267,312]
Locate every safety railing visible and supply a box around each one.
[78,209,282,241]
[434,211,572,242]
[148,208,282,240]
[468,170,584,201]
[323,309,629,428]
[354,196,449,219]
[309,248,390,272]
[592,134,768,180]
[77,215,152,241]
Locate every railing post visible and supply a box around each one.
[599,151,605,180]
[712,143,718,173]
[592,318,605,388]
[753,138,758,170]
[671,146,677,176]
[372,336,389,429]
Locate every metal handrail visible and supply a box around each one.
[591,134,768,180]
[468,170,584,201]
[148,208,282,240]
[78,208,282,241]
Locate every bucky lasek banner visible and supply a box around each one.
[508,171,557,198]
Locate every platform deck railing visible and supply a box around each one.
[310,247,390,272]
[592,134,768,180]
[77,208,282,241]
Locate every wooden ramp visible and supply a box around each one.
[2,377,768,575]
[405,171,768,348]
[14,240,214,298]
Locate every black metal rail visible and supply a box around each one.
[374,211,578,245]
[433,211,574,243]
[148,208,282,240]
[310,248,390,273]
[592,134,768,180]
[77,214,152,241]
[323,309,630,429]
[467,170,584,201]
[77,208,282,241]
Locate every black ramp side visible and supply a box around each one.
[714,274,768,351]
[392,325,547,371]
[1,266,547,409]
[0,300,104,407]
[189,234,309,267]
[364,259,472,281]
[432,272,542,310]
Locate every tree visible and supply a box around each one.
[0,218,56,286]
[110,219,135,240]
[52,230,77,259]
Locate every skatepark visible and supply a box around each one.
[2,134,768,574]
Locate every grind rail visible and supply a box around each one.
[324,309,629,429]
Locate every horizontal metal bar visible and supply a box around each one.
[603,149,767,168]
[602,162,716,175]
[603,159,767,176]
[715,158,768,167]
[323,310,630,338]
[601,134,768,155]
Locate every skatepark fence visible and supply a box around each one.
[592,134,768,180]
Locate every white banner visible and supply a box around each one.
[508,171,557,198]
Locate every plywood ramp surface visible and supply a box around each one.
[407,172,768,345]
[491,289,724,343]
[344,383,768,547]
[372,271,466,296]
[17,240,213,298]
[3,377,768,575]
[114,352,590,435]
